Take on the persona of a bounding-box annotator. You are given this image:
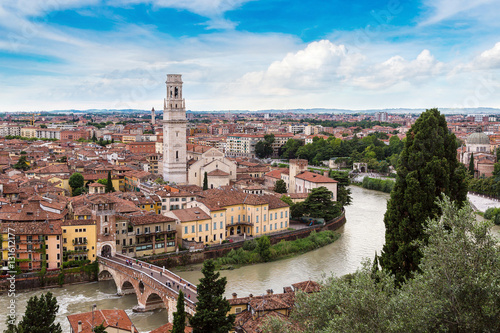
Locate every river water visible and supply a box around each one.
[0,186,391,332]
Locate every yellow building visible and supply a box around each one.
[0,231,9,271]
[62,220,97,262]
[168,189,290,245]
[49,175,71,193]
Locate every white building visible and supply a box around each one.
[162,74,187,184]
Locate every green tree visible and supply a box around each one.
[189,259,235,333]
[96,179,107,186]
[16,292,62,333]
[92,132,97,142]
[105,171,115,193]
[263,196,500,333]
[93,324,107,333]
[329,170,352,207]
[302,186,341,221]
[279,138,304,159]
[203,172,208,190]
[468,153,475,176]
[40,124,47,128]
[380,108,468,285]
[69,172,84,196]
[255,134,275,158]
[13,155,29,171]
[274,179,287,194]
[257,235,271,262]
[172,290,186,333]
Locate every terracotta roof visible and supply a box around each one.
[265,169,284,179]
[67,309,138,333]
[171,207,211,222]
[292,280,322,293]
[130,214,176,226]
[149,323,193,333]
[207,169,230,177]
[295,171,338,183]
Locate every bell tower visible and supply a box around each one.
[162,74,187,184]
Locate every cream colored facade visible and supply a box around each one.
[21,127,37,138]
[187,148,236,188]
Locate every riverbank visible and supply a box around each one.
[214,230,340,269]
[143,212,346,269]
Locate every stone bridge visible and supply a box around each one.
[98,253,197,322]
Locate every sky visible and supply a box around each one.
[1,0,500,112]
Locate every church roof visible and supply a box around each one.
[467,132,490,145]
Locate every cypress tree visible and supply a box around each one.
[469,153,475,177]
[203,172,208,190]
[105,171,115,193]
[189,259,235,333]
[379,108,467,285]
[171,290,186,333]
[17,292,62,333]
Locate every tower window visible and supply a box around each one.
[176,151,179,159]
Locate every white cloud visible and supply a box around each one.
[420,0,496,25]
[108,0,253,29]
[232,40,364,95]
[233,40,444,94]
[353,49,444,89]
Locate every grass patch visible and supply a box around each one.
[214,230,340,268]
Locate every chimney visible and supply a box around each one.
[232,292,237,299]
[266,289,272,295]
[249,294,253,299]
[77,321,82,333]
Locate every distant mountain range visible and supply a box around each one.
[8,107,500,115]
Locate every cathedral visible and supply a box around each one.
[162,74,235,186]
[459,131,496,178]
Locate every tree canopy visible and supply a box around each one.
[262,196,500,333]
[255,134,275,158]
[172,290,186,333]
[274,179,287,194]
[380,108,468,284]
[8,292,63,333]
[189,259,235,333]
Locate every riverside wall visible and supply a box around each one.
[147,212,346,267]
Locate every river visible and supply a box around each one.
[0,187,391,332]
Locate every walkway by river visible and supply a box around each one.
[0,186,389,332]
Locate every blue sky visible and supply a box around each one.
[1,0,500,111]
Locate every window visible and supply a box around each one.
[192,226,195,233]
[256,227,259,233]
[256,208,259,211]
[275,223,277,230]
[63,238,67,244]
[220,221,223,229]
[56,235,60,241]
[281,222,283,229]
[214,222,217,230]
[238,215,241,223]
[136,228,140,235]
[281,212,283,218]
[256,216,259,223]
[270,213,273,221]
[56,244,60,249]
[155,226,161,232]
[184,226,188,234]
[285,221,288,227]
[205,224,209,231]
[220,213,223,217]
[231,216,234,224]
[263,226,266,232]
[270,224,272,230]
[214,214,217,218]
[199,225,202,232]
[285,211,288,218]
[275,213,278,219]
[264,215,266,222]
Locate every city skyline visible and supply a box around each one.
[1,0,500,112]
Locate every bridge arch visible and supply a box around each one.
[98,269,119,289]
[144,292,166,311]
[121,280,136,295]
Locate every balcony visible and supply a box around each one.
[72,239,88,245]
